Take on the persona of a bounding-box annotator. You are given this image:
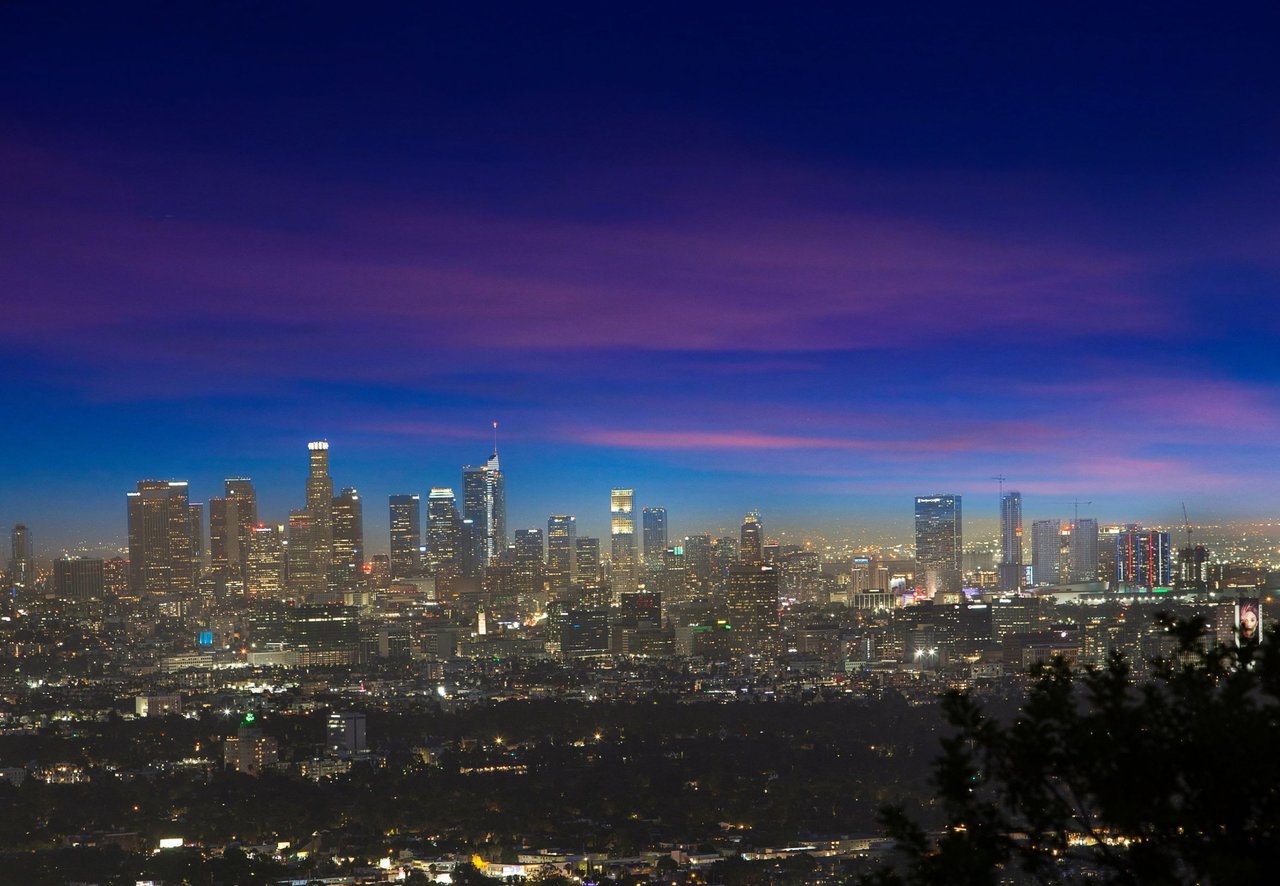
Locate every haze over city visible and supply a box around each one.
[5,4,1280,551]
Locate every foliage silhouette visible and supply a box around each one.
[867,615,1280,885]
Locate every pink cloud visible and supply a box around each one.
[0,137,1171,364]
[574,420,1061,457]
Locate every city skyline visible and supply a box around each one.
[5,6,1280,548]
[4,7,1280,879]
[0,432,1252,558]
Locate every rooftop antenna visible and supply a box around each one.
[492,420,499,458]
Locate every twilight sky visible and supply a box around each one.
[4,3,1280,553]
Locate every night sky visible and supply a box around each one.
[4,3,1280,552]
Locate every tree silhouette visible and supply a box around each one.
[867,615,1280,885]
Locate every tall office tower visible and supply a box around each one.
[188,502,205,568]
[53,557,104,602]
[725,564,780,658]
[610,488,638,598]
[425,489,459,564]
[459,518,482,579]
[388,494,421,579]
[712,536,740,576]
[7,523,33,588]
[514,527,544,560]
[576,536,602,584]
[208,498,241,573]
[740,511,764,564]
[1031,519,1062,586]
[331,488,364,587]
[246,524,284,597]
[1116,528,1172,590]
[286,509,325,595]
[656,545,690,603]
[682,534,713,588]
[642,507,668,567]
[462,444,507,566]
[914,494,962,595]
[427,487,461,574]
[127,480,195,595]
[305,441,334,570]
[546,516,578,592]
[224,478,258,576]
[1068,517,1099,582]
[998,491,1023,590]
[512,528,546,610]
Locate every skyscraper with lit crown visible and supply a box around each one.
[610,488,637,599]
[740,511,763,564]
[305,441,334,576]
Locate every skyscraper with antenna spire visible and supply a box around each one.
[462,422,507,567]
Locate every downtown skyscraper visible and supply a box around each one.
[740,511,763,564]
[1069,517,1100,582]
[246,523,284,597]
[286,509,325,596]
[998,491,1023,590]
[642,507,667,567]
[7,523,33,590]
[208,497,241,576]
[462,437,506,567]
[224,477,258,577]
[127,480,194,595]
[331,487,364,588]
[427,488,461,594]
[546,514,578,594]
[188,502,205,568]
[304,441,334,584]
[1031,519,1062,586]
[610,488,637,599]
[725,564,780,658]
[914,494,962,595]
[388,494,421,579]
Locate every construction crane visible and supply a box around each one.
[1181,502,1193,550]
[1060,499,1093,529]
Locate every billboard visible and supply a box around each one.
[1237,598,1263,646]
